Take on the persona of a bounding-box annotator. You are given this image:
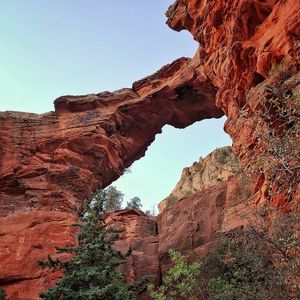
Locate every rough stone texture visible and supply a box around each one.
[0,62,222,218]
[158,146,243,212]
[0,0,299,298]
[104,209,160,285]
[0,58,222,298]
[157,164,253,273]
[167,0,300,203]
[0,211,75,300]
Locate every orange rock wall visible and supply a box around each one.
[0,0,299,298]
[167,0,299,166]
[0,58,221,299]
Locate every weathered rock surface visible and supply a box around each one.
[0,60,221,218]
[158,146,244,212]
[167,0,300,202]
[0,0,299,298]
[0,211,75,299]
[104,209,160,285]
[157,164,253,273]
[102,149,252,289]
[0,57,221,298]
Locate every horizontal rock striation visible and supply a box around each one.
[0,57,222,218]
[0,55,221,299]
[1,0,299,298]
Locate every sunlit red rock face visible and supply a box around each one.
[156,147,253,272]
[167,0,300,201]
[0,58,221,218]
[1,0,299,298]
[157,178,255,273]
[0,211,75,300]
[104,209,159,300]
[0,58,221,298]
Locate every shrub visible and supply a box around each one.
[126,197,143,210]
[269,62,290,82]
[246,73,300,202]
[148,211,300,300]
[200,229,290,300]
[165,195,178,206]
[148,250,202,300]
[216,148,230,164]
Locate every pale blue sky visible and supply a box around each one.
[0,1,231,212]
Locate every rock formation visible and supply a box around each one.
[0,58,222,298]
[166,0,300,202]
[156,147,252,272]
[109,147,251,297]
[103,209,160,287]
[0,0,299,298]
[158,146,244,212]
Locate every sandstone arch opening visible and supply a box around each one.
[113,116,231,213]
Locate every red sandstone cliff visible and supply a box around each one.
[0,0,299,298]
[107,148,251,292]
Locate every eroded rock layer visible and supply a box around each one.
[158,146,243,212]
[0,0,299,298]
[167,0,300,201]
[0,58,221,299]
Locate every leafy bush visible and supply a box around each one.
[148,250,202,300]
[200,229,290,300]
[149,214,299,300]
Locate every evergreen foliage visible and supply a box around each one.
[0,289,7,300]
[103,186,124,211]
[126,197,143,210]
[38,189,136,300]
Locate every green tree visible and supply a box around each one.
[38,189,136,300]
[0,289,7,300]
[103,186,124,211]
[148,250,202,300]
[126,197,142,210]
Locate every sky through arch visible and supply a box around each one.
[0,0,231,211]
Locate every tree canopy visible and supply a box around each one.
[38,189,136,300]
[126,197,143,210]
[101,186,124,211]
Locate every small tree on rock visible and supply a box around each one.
[0,289,7,300]
[126,197,142,210]
[103,186,124,211]
[38,189,136,300]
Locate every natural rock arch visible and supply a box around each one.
[0,0,299,298]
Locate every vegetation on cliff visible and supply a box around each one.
[0,289,7,300]
[38,190,137,300]
[149,208,300,300]
[148,250,201,300]
[240,69,300,206]
[126,197,143,210]
[102,186,124,212]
